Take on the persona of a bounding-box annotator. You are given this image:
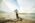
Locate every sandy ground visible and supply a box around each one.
[2,19,35,23]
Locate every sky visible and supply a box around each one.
[1,0,35,13]
[0,0,35,13]
[17,0,35,13]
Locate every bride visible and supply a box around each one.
[0,0,17,20]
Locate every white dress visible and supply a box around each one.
[0,0,17,20]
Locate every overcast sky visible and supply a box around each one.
[1,0,35,13]
[17,0,35,13]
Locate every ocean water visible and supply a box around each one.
[18,13,35,21]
